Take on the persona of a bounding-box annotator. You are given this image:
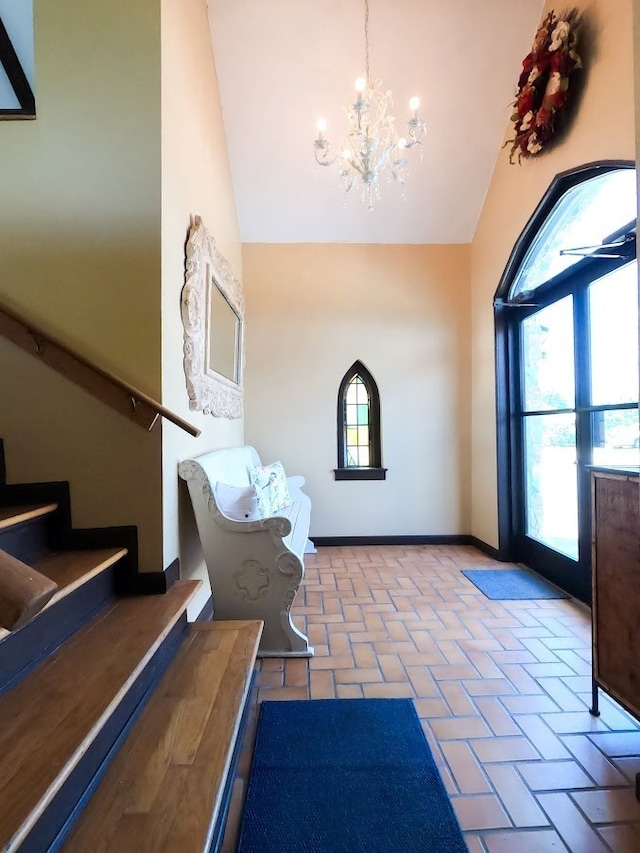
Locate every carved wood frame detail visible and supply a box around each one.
[181,215,244,419]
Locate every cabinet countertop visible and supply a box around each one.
[588,465,639,477]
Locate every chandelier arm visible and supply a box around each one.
[315,154,341,167]
[313,143,341,168]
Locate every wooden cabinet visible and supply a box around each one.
[590,469,640,798]
[591,469,640,719]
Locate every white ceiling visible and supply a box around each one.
[207,0,544,244]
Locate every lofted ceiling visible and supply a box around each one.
[207,0,544,244]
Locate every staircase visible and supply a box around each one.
[0,441,262,852]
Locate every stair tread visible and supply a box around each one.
[0,580,200,852]
[0,502,59,530]
[34,547,128,608]
[62,619,263,853]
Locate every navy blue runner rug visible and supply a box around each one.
[237,697,467,852]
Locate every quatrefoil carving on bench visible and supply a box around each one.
[234,561,270,602]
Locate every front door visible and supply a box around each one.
[513,262,638,600]
[496,164,638,603]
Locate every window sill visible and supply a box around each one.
[334,467,387,481]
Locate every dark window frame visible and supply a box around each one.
[0,16,35,119]
[335,360,386,481]
[493,159,637,602]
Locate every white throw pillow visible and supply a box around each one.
[215,482,260,521]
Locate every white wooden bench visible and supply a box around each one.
[179,446,314,657]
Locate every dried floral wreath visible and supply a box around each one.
[506,9,582,163]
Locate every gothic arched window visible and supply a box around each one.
[335,361,386,480]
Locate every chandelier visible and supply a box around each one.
[313,0,425,209]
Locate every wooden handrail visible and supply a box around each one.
[0,302,201,437]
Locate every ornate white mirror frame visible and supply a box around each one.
[181,215,244,418]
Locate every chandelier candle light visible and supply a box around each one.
[314,0,425,209]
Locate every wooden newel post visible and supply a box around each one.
[0,550,58,631]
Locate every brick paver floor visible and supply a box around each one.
[222,545,640,852]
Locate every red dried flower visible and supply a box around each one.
[505,9,582,163]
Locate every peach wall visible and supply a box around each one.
[0,0,162,390]
[0,0,163,572]
[0,0,244,590]
[470,0,636,548]
[160,0,244,616]
[243,244,471,538]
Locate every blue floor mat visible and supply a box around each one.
[237,698,468,852]
[461,567,570,600]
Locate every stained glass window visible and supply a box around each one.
[345,375,370,467]
[335,361,385,480]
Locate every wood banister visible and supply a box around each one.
[0,549,59,631]
[0,302,201,437]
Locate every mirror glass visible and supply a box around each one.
[207,277,241,384]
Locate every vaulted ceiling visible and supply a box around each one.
[207,0,544,244]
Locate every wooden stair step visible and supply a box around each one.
[0,548,130,697]
[0,502,58,530]
[0,580,200,853]
[34,546,128,609]
[62,619,263,853]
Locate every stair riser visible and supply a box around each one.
[30,614,188,853]
[0,564,117,697]
[0,482,72,539]
[0,516,54,564]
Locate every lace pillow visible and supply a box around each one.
[214,482,260,521]
[250,461,291,517]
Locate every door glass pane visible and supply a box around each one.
[524,413,578,560]
[510,169,637,299]
[592,408,640,468]
[589,262,639,405]
[522,297,575,412]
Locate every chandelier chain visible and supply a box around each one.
[364,0,370,82]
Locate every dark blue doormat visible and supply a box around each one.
[461,567,570,600]
[237,698,467,852]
